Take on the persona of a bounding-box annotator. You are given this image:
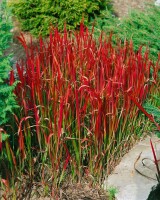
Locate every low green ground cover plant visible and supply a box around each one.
[144,95,160,137]
[9,0,112,37]
[0,0,18,149]
[93,5,160,62]
[1,23,159,198]
[107,186,118,200]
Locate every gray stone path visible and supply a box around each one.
[104,134,160,200]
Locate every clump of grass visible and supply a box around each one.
[1,24,159,198]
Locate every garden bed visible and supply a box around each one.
[1,1,159,199]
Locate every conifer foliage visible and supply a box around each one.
[9,0,112,36]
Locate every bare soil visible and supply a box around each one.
[112,0,155,18]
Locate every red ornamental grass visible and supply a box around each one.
[150,139,160,182]
[10,24,159,177]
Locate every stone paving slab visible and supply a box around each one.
[104,135,160,200]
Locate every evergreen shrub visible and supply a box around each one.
[9,0,112,37]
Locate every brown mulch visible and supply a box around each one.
[0,177,110,200]
[59,182,108,200]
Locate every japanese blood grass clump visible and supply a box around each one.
[1,25,159,198]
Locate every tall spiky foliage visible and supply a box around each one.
[1,25,159,198]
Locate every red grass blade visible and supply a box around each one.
[150,139,160,181]
[130,96,160,131]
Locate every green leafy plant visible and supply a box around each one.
[1,132,10,142]
[9,0,112,37]
[143,95,160,136]
[0,0,18,127]
[0,0,18,154]
[107,186,118,200]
